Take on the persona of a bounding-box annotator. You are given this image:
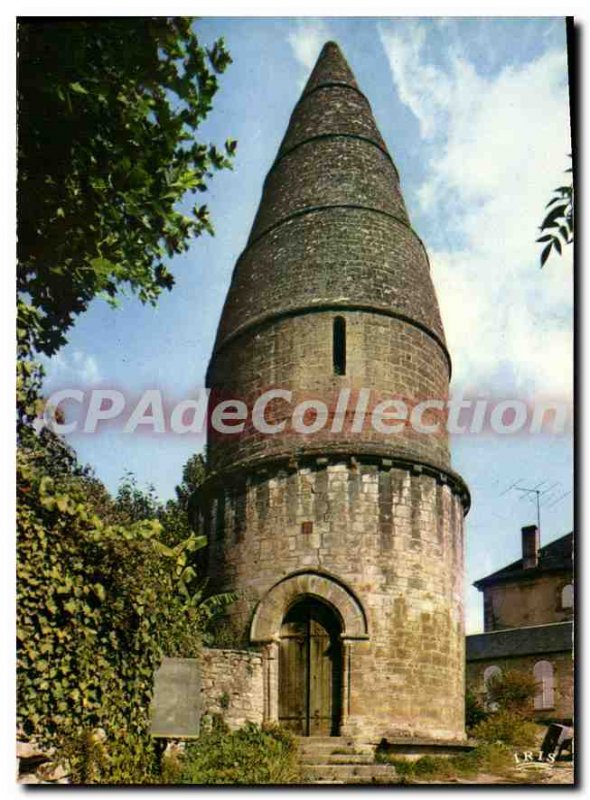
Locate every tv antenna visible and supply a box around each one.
[513,485,543,532]
[499,480,572,534]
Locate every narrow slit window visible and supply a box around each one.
[333,316,346,376]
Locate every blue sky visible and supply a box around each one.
[40,17,572,632]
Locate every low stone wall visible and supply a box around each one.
[200,647,264,729]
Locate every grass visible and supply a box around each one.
[375,712,547,785]
[376,743,516,784]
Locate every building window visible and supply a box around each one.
[333,316,346,376]
[534,661,555,710]
[483,665,501,687]
[561,583,573,609]
[483,665,502,710]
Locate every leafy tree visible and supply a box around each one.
[114,471,161,525]
[537,156,574,267]
[19,424,89,481]
[175,452,207,511]
[110,461,234,644]
[17,17,235,357]
[112,454,206,545]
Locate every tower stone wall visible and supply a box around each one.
[197,42,470,744]
[208,310,452,472]
[201,463,466,741]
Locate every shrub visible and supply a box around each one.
[471,710,541,748]
[486,669,538,715]
[466,688,488,729]
[179,719,301,784]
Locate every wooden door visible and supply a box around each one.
[278,599,342,736]
[278,609,308,734]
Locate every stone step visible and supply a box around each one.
[303,763,398,785]
[296,737,371,753]
[296,736,356,745]
[298,744,364,755]
[301,753,374,766]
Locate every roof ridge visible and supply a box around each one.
[467,620,573,638]
[473,530,573,588]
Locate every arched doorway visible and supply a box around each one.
[278,597,342,736]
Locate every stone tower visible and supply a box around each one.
[198,42,470,745]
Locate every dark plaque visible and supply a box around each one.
[150,657,201,738]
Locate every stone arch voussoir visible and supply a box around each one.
[250,570,368,643]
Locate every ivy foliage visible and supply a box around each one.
[17,18,235,356]
[16,438,227,783]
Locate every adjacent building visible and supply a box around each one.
[466,526,573,724]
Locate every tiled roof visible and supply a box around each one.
[466,621,573,661]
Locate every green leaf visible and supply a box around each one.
[540,243,552,268]
[541,204,567,229]
[93,583,106,602]
[56,495,69,512]
[69,81,88,95]
[64,599,77,614]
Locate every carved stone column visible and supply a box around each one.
[340,638,352,736]
[263,640,279,723]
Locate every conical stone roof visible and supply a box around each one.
[210,41,449,374]
[300,39,361,94]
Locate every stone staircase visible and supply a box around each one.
[297,737,398,785]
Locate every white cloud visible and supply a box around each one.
[44,349,101,386]
[287,19,332,77]
[379,22,454,140]
[379,21,573,402]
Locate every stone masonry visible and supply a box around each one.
[196,41,470,745]
[199,648,264,729]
